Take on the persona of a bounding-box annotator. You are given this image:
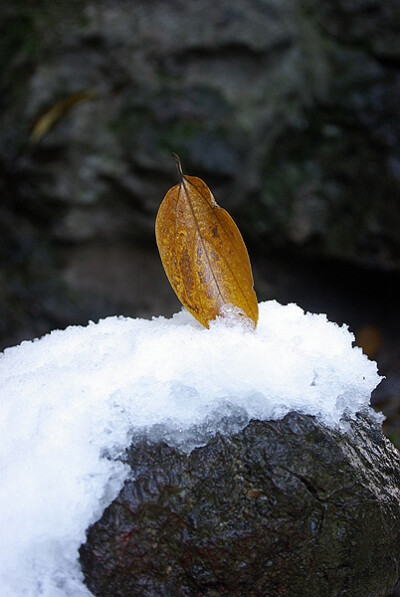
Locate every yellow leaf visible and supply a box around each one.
[155,155,258,329]
[29,90,97,144]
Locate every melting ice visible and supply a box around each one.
[0,301,381,596]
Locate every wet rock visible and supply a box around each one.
[80,412,400,597]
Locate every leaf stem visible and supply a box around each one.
[172,152,184,182]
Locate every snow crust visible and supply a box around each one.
[0,301,381,596]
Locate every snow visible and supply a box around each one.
[0,300,381,596]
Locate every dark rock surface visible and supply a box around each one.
[80,412,400,597]
[2,0,400,269]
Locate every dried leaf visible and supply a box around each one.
[155,155,258,328]
[355,325,384,359]
[30,90,97,144]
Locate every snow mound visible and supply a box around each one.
[0,301,381,596]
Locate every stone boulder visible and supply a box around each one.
[80,412,400,596]
[2,1,400,268]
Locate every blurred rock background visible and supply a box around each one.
[1,0,400,442]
